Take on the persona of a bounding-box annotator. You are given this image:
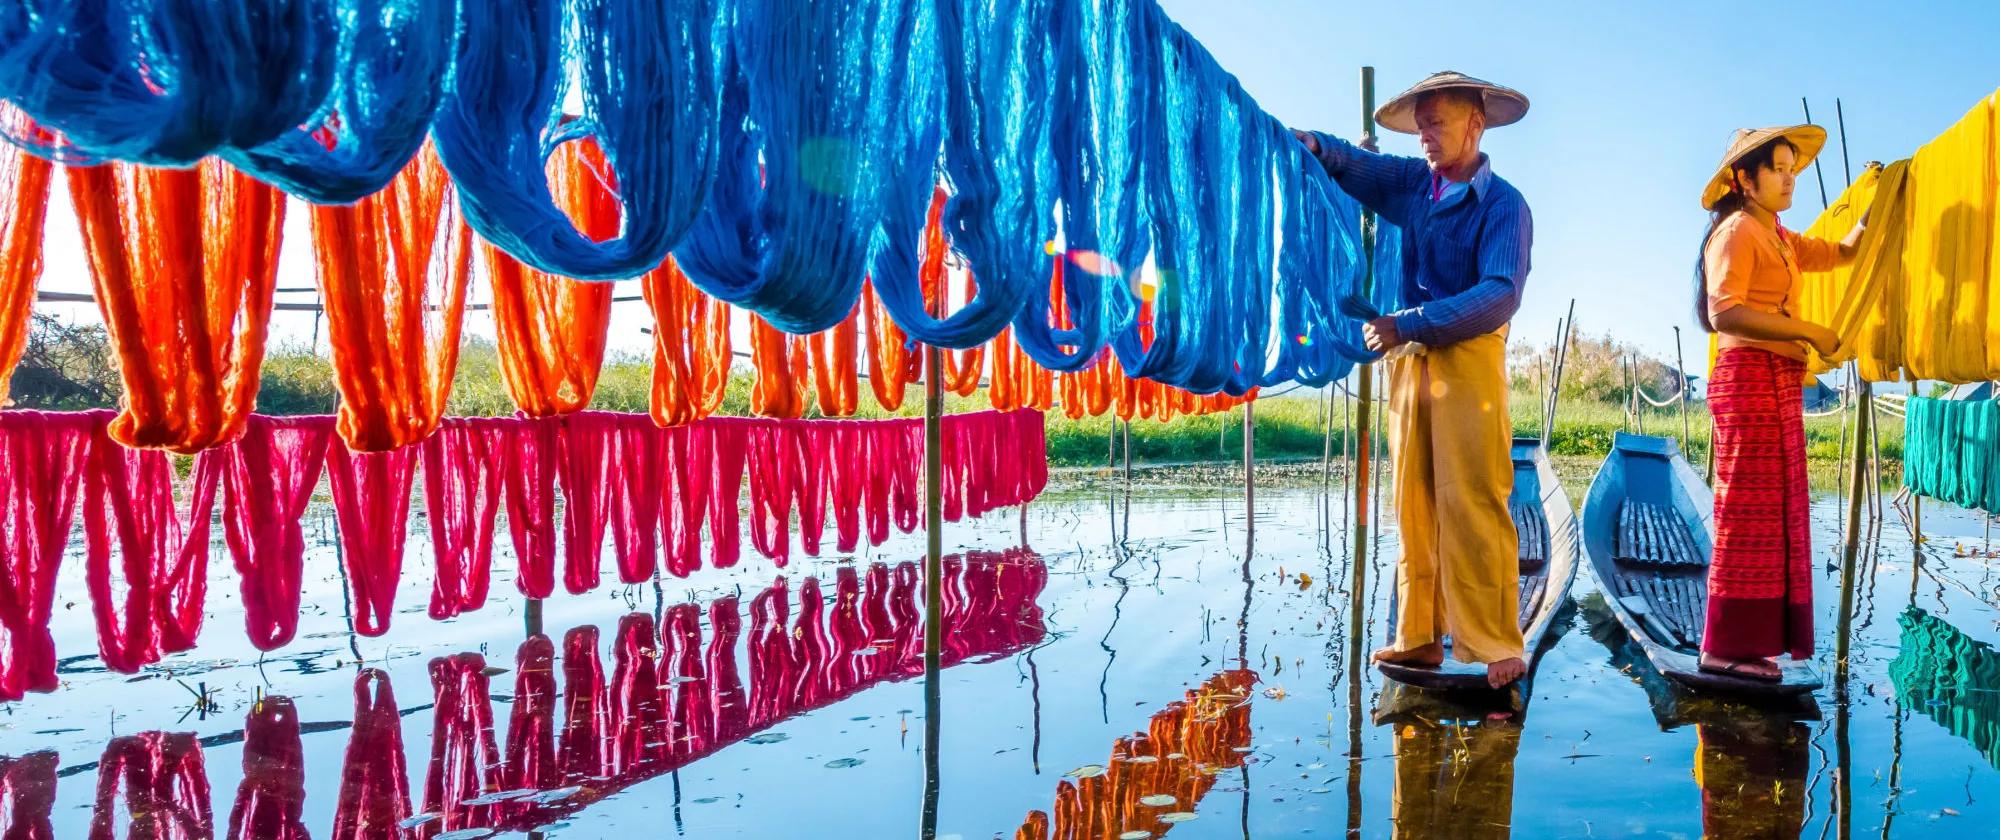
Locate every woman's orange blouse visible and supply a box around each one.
[1704,212,1838,361]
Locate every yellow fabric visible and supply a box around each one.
[1790,87,1999,383]
[1386,329,1524,663]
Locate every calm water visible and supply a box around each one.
[4,475,1998,838]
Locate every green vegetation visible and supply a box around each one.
[10,315,1903,481]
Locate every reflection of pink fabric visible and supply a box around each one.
[558,413,614,594]
[89,732,213,840]
[607,415,666,583]
[0,411,90,700]
[416,549,1050,836]
[209,415,333,651]
[503,417,560,598]
[327,441,419,637]
[422,418,507,620]
[333,670,411,840]
[609,614,663,772]
[226,697,308,840]
[504,636,559,796]
[0,751,58,840]
[559,626,610,783]
[421,654,501,838]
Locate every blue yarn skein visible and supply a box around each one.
[0,0,335,166]
[224,0,458,204]
[433,0,721,281]
[1010,0,1148,372]
[673,0,933,334]
[870,0,1057,351]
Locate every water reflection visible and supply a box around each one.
[1891,605,2000,770]
[1376,686,1521,840]
[1,550,1047,838]
[1693,719,1810,840]
[1011,670,1256,840]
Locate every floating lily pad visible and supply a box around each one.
[852,648,880,657]
[398,814,440,830]
[1064,764,1107,779]
[693,797,722,805]
[435,830,495,840]
[1166,753,1185,760]
[666,676,699,685]
[1158,812,1198,824]
[1231,746,1253,754]
[825,757,865,769]
[746,732,790,745]
[1139,794,1177,807]
[1119,832,1151,839]
[1307,788,1334,795]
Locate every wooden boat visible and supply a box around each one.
[1576,592,1819,729]
[1581,432,1822,696]
[1377,438,1579,704]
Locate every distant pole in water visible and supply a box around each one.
[1353,65,1378,573]
[1244,401,1256,546]
[524,598,543,638]
[1836,365,1853,544]
[1802,97,1830,210]
[1674,327,1692,454]
[1835,380,1873,683]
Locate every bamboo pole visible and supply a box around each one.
[1244,401,1256,546]
[919,301,945,840]
[1835,380,1873,683]
[1352,66,1378,574]
[1803,97,1830,210]
[1674,327,1692,454]
[1837,365,1852,543]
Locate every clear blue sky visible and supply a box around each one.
[1158,0,2000,363]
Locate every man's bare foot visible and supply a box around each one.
[1372,642,1444,667]
[1485,657,1527,688]
[1697,652,1781,682]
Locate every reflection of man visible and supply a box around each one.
[1295,71,1535,687]
[1391,719,1521,840]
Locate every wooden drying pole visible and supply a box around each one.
[1244,401,1256,546]
[1674,327,1692,454]
[1834,377,1872,683]
[919,296,946,840]
[1352,66,1378,578]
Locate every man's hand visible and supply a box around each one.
[1363,316,1402,352]
[1290,129,1320,155]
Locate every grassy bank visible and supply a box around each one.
[1045,390,1904,477]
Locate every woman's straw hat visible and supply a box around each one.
[1373,71,1529,135]
[1701,124,1827,209]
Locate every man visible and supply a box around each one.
[1295,71,1534,688]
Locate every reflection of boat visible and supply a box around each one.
[1012,670,1256,840]
[24,550,1047,838]
[1890,605,2000,770]
[1576,592,1818,730]
[1694,719,1810,839]
[1379,439,1580,705]
[1581,433,1821,695]
[1371,683,1521,840]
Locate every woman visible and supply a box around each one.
[1695,125,1865,681]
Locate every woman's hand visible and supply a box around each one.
[1291,129,1321,155]
[1806,324,1842,357]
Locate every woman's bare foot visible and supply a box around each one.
[1697,652,1781,682]
[1485,657,1526,688]
[1372,642,1444,666]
